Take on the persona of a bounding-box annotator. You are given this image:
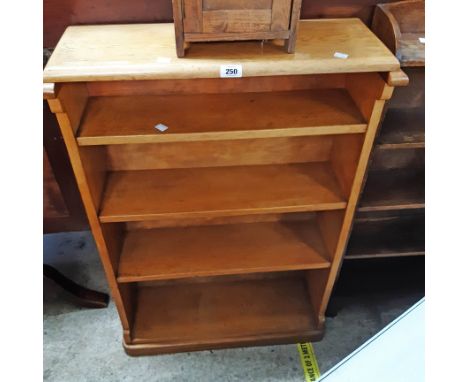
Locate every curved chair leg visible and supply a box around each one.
[43,264,109,309]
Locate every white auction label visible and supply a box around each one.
[220,64,243,78]
[154,123,169,132]
[334,52,349,59]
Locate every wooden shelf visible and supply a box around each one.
[377,108,424,148]
[398,33,425,67]
[358,169,424,212]
[77,89,366,145]
[346,214,424,259]
[372,0,425,68]
[126,275,323,354]
[118,220,331,283]
[99,163,346,223]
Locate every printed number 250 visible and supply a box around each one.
[220,65,242,78]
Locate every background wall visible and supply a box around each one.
[44,0,396,48]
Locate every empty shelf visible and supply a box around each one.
[127,275,323,353]
[346,214,425,259]
[118,219,331,283]
[358,169,424,212]
[77,89,366,145]
[99,162,347,222]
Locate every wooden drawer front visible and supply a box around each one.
[183,0,292,34]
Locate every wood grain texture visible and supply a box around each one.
[117,220,330,282]
[126,276,323,354]
[388,67,424,109]
[44,0,402,48]
[44,149,69,218]
[385,69,409,86]
[85,74,347,97]
[55,84,88,134]
[314,73,392,320]
[77,146,107,209]
[183,0,203,33]
[305,268,329,328]
[358,168,424,211]
[171,0,185,57]
[316,210,344,260]
[202,9,272,33]
[346,72,390,121]
[204,0,272,10]
[389,1,424,34]
[177,0,296,55]
[99,163,346,223]
[397,33,425,66]
[372,0,424,67]
[347,213,424,258]
[105,136,334,171]
[330,134,364,198]
[377,107,424,148]
[370,144,424,170]
[77,89,366,145]
[47,90,132,330]
[43,19,400,82]
[285,0,303,52]
[43,100,88,233]
[372,3,399,54]
[125,212,316,230]
[184,30,289,41]
[271,0,293,31]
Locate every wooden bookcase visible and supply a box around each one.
[43,19,403,355]
[346,0,425,260]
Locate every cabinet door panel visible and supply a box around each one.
[202,9,272,33]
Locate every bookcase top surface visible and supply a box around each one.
[44,18,400,83]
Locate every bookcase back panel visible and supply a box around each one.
[85,74,346,97]
[105,136,333,171]
[125,211,316,230]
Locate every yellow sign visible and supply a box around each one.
[297,343,321,382]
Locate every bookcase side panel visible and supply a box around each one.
[47,83,133,331]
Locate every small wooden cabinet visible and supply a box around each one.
[43,19,403,355]
[172,0,302,56]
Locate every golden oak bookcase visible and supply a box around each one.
[43,19,404,355]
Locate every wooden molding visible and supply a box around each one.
[43,83,56,99]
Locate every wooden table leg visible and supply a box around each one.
[43,264,109,309]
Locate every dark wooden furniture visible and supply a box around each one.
[346,0,425,260]
[43,19,404,355]
[171,0,303,57]
[43,134,109,308]
[44,101,88,233]
[44,81,109,308]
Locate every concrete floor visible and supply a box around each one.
[44,231,422,382]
